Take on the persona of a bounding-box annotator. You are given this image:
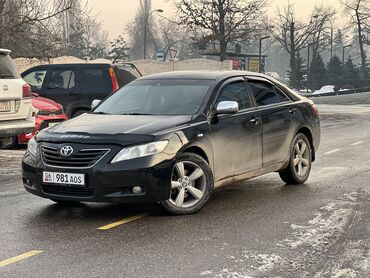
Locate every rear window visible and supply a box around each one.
[80,68,112,93]
[114,64,140,87]
[0,54,20,79]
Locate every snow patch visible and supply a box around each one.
[331,268,357,278]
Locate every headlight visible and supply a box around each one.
[27,137,38,157]
[111,141,169,163]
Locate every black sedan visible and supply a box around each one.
[22,71,320,215]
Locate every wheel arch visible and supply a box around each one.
[296,126,315,162]
[182,145,210,164]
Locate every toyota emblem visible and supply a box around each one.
[60,146,74,157]
[2,85,8,91]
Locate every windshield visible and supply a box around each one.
[94,79,213,115]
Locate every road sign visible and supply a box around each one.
[156,50,165,61]
[169,48,178,59]
[249,58,260,72]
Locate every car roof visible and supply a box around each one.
[139,70,270,81]
[24,63,135,68]
[0,49,11,55]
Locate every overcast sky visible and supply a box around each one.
[88,0,342,39]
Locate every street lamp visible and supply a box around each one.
[259,36,270,73]
[144,9,164,59]
[342,44,352,63]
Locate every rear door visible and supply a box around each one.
[210,78,262,181]
[0,53,24,121]
[246,78,296,166]
[43,68,80,109]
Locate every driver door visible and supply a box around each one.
[209,78,263,182]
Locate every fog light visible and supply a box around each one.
[132,186,142,194]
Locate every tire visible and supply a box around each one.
[0,136,17,149]
[72,109,89,118]
[51,199,81,206]
[279,133,312,185]
[158,153,214,215]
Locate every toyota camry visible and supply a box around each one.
[22,71,320,215]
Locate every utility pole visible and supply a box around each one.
[144,9,164,59]
[342,44,352,63]
[259,36,270,73]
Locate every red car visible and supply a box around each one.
[17,94,68,144]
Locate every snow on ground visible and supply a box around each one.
[201,192,365,278]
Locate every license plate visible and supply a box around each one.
[43,172,85,186]
[0,101,11,112]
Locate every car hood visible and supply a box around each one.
[32,96,62,111]
[37,113,193,145]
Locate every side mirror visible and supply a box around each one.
[215,101,239,115]
[91,99,101,109]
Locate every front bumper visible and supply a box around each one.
[22,145,174,203]
[18,114,68,144]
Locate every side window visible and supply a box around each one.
[48,69,76,90]
[80,68,111,93]
[217,81,251,110]
[247,81,290,106]
[23,70,47,91]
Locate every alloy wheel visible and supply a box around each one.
[169,161,207,208]
[293,139,310,177]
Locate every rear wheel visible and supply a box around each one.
[0,136,17,149]
[279,133,312,185]
[158,153,214,215]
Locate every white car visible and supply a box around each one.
[312,85,335,95]
[0,49,34,146]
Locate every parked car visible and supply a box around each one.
[21,63,141,118]
[0,49,34,147]
[312,85,336,95]
[22,71,320,215]
[17,94,68,145]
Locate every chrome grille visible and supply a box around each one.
[41,146,110,168]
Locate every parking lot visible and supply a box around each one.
[1,93,370,277]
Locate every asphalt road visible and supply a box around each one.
[1,94,370,278]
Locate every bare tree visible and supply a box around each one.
[270,4,335,88]
[341,0,370,80]
[126,0,161,60]
[173,0,267,61]
[0,0,73,57]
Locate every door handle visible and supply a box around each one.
[69,91,77,96]
[289,107,297,114]
[249,117,260,125]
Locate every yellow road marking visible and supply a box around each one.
[350,141,365,146]
[0,250,43,268]
[98,213,149,230]
[324,149,341,155]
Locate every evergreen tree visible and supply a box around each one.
[308,54,327,90]
[326,55,343,88]
[343,56,360,87]
[288,52,306,90]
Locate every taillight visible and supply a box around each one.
[22,84,32,98]
[109,67,119,92]
[311,104,319,116]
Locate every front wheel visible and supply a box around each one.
[279,133,312,185]
[158,153,214,215]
